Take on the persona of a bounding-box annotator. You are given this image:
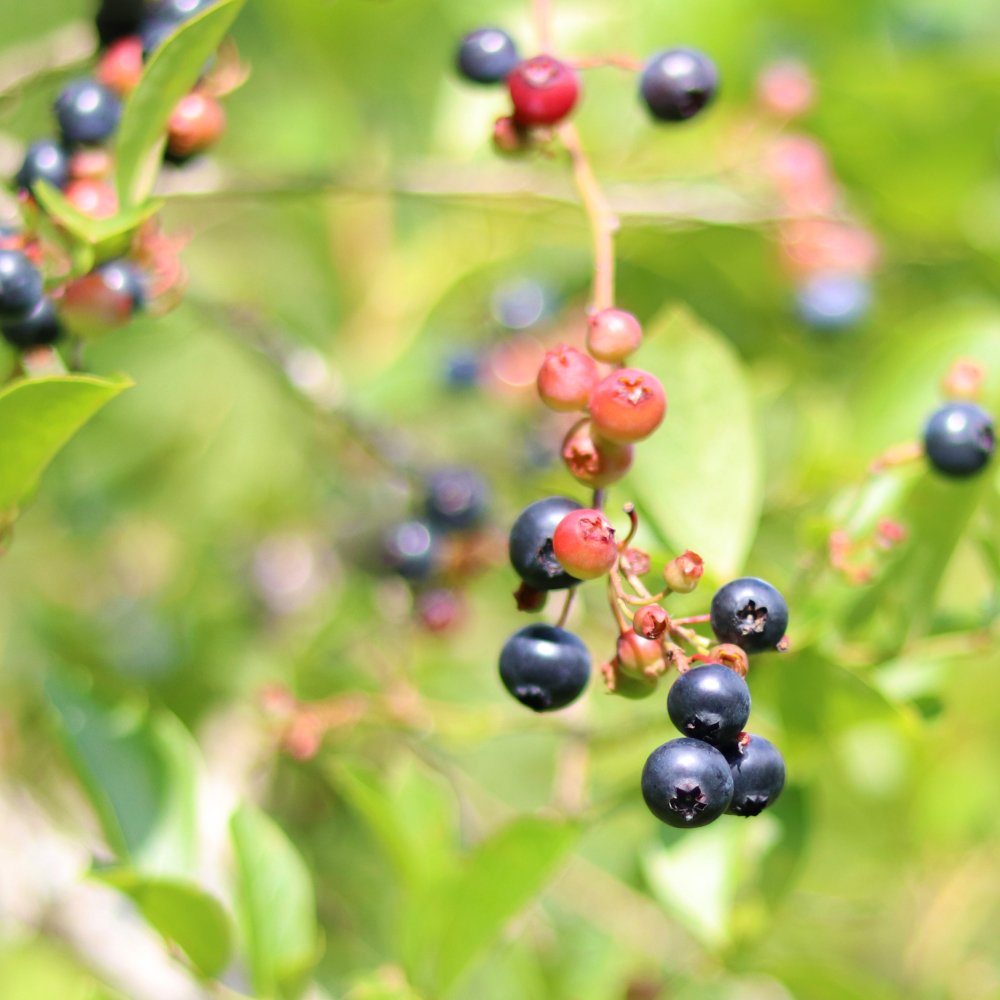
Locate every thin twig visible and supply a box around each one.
[533,0,555,52]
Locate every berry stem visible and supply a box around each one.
[569,54,644,72]
[556,586,577,627]
[532,0,555,53]
[671,614,711,625]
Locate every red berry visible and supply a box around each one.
[97,36,144,96]
[167,92,226,160]
[415,589,464,633]
[508,56,581,127]
[561,418,633,487]
[664,550,704,593]
[493,115,531,156]
[537,344,599,412]
[616,629,664,677]
[633,604,668,640]
[586,308,642,363]
[64,178,118,219]
[588,368,666,443]
[552,508,617,580]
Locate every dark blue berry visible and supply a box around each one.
[96,259,149,311]
[1,297,62,348]
[923,401,995,479]
[54,79,122,146]
[381,520,438,581]
[723,734,785,817]
[666,663,751,746]
[508,495,582,591]
[424,468,489,532]
[641,737,733,828]
[140,16,179,57]
[149,0,215,21]
[710,577,789,653]
[795,272,871,332]
[456,27,520,85]
[640,48,719,122]
[96,0,145,45]
[444,350,481,389]
[491,277,549,330]
[499,623,590,711]
[0,250,44,321]
[15,139,71,194]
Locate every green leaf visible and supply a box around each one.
[96,869,234,979]
[47,673,199,875]
[0,373,131,523]
[115,0,246,207]
[628,307,762,578]
[230,803,320,1000]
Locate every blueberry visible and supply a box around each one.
[15,139,70,194]
[1,297,62,348]
[666,663,751,746]
[149,0,216,21]
[640,48,719,122]
[499,623,590,711]
[96,259,149,311]
[491,277,549,329]
[0,250,44,321]
[508,495,583,591]
[424,467,489,531]
[723,734,785,817]
[140,16,179,57]
[641,737,733,828]
[444,350,481,389]
[795,272,872,332]
[923,401,995,479]
[456,27,520,85]
[54,79,122,146]
[96,0,146,46]
[381,520,438,581]
[710,577,789,653]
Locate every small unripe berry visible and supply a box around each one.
[537,344,599,412]
[493,115,531,156]
[64,178,119,218]
[586,308,642,363]
[552,508,617,580]
[561,418,633,488]
[508,56,581,127]
[664,550,703,593]
[616,628,664,677]
[167,92,226,162]
[97,36,144,96]
[415,589,463,633]
[588,368,666,444]
[633,604,668,640]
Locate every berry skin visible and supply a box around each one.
[795,272,872,332]
[710,577,789,653]
[616,628,664,677]
[508,56,581,127]
[552,508,617,580]
[588,368,667,444]
[140,16,180,57]
[62,259,148,330]
[166,92,226,162]
[633,604,668,641]
[537,345,599,412]
[381,520,438,581]
[586,308,642,363]
[1,297,62,348]
[424,467,490,531]
[641,737,733,828]
[561,418,633,489]
[456,27,520,85]
[54,79,122,146]
[96,0,146,46]
[640,48,719,123]
[97,36,144,95]
[666,662,751,746]
[723,734,785,816]
[663,550,704,593]
[15,139,71,195]
[0,250,44,321]
[499,623,590,712]
[923,401,995,479]
[150,0,216,21]
[64,179,119,219]
[509,495,582,591]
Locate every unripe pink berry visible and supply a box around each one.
[588,367,666,443]
[65,178,118,219]
[508,55,581,127]
[616,629,664,678]
[97,36,144,97]
[167,92,226,160]
[586,308,642,363]
[537,344,599,412]
[663,550,703,593]
[493,115,530,156]
[633,604,668,640]
[552,508,617,580]
[561,418,633,488]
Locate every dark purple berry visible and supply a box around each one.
[54,79,122,146]
[1,297,62,348]
[923,401,995,479]
[710,577,789,653]
[96,0,145,46]
[444,350,481,389]
[140,16,179,57]
[456,27,520,85]
[640,48,719,122]
[508,495,583,591]
[424,468,489,531]
[666,663,751,746]
[0,250,44,321]
[381,520,438,581]
[641,737,733,828]
[795,272,872,331]
[499,623,590,712]
[723,734,785,817]
[150,0,216,20]
[15,139,70,195]
[96,259,149,311]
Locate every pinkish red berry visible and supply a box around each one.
[588,367,666,443]
[616,629,664,677]
[416,589,464,633]
[493,115,531,156]
[561,418,633,488]
[633,604,668,640]
[167,92,226,161]
[64,178,118,219]
[663,550,704,593]
[586,308,642,363]
[508,56,581,127]
[537,344,599,412]
[97,36,144,96]
[552,508,617,580]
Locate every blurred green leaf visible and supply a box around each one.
[230,803,320,1000]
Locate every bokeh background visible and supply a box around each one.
[3,0,1000,997]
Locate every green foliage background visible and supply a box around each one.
[3,0,1000,997]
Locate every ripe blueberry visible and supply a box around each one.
[586,308,642,363]
[499,623,590,711]
[561,418,634,489]
[640,48,718,123]
[588,367,667,444]
[54,79,122,146]
[381,520,438,581]
[552,507,617,580]
[140,16,180,57]
[456,27,520,85]
[97,259,148,310]
[508,56,581,127]
[666,662,750,745]
[709,577,789,653]
[795,272,871,331]
[641,737,733,828]
[723,734,785,816]
[537,344,599,412]
[0,250,44,321]
[509,495,582,591]
[15,139,70,195]
[923,401,995,479]
[424,467,490,532]
[1,297,62,348]
[64,179,119,219]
